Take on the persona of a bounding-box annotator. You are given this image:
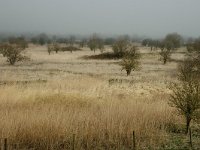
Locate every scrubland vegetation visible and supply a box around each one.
[0,33,200,149]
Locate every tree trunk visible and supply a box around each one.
[164,58,167,64]
[126,69,131,76]
[186,117,191,134]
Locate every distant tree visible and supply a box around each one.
[0,44,28,65]
[31,37,38,45]
[131,36,142,43]
[88,37,97,53]
[104,38,116,45]
[142,39,161,51]
[47,44,54,55]
[148,40,155,51]
[79,39,87,48]
[169,58,200,134]
[88,34,104,53]
[164,33,182,50]
[97,38,105,53]
[159,41,174,64]
[53,43,60,53]
[142,39,151,47]
[39,37,45,45]
[186,37,195,45]
[186,38,200,54]
[65,38,69,45]
[47,39,53,44]
[52,35,57,42]
[160,49,171,65]
[120,45,140,76]
[47,43,60,54]
[8,36,28,49]
[69,35,76,46]
[178,58,200,82]
[57,38,68,44]
[38,33,48,45]
[112,37,129,58]
[151,40,160,50]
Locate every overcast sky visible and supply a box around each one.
[0,0,200,38]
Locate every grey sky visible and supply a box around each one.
[0,0,200,38]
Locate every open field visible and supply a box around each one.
[0,45,199,149]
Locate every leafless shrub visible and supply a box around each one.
[169,59,200,134]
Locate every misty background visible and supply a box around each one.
[0,0,200,38]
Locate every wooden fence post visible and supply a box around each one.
[72,134,75,150]
[86,134,88,150]
[2,138,8,150]
[189,128,192,148]
[132,131,136,150]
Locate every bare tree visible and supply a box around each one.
[47,43,60,54]
[47,44,53,55]
[142,38,156,50]
[38,33,49,45]
[88,37,97,53]
[97,38,105,53]
[69,35,76,46]
[169,58,200,134]
[53,43,60,53]
[186,38,200,55]
[112,37,129,58]
[88,34,104,53]
[8,36,28,49]
[79,39,87,48]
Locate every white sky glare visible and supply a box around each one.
[0,0,200,38]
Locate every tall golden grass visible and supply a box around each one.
[0,75,178,149]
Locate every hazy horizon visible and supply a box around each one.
[0,0,200,38]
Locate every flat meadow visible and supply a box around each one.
[0,44,199,149]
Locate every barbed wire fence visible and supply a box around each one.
[0,128,200,150]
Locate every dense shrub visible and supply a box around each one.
[159,41,174,64]
[0,44,29,65]
[164,33,182,50]
[120,45,141,76]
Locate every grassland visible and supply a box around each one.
[0,45,199,149]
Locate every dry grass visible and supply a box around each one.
[0,45,193,149]
[0,77,176,149]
